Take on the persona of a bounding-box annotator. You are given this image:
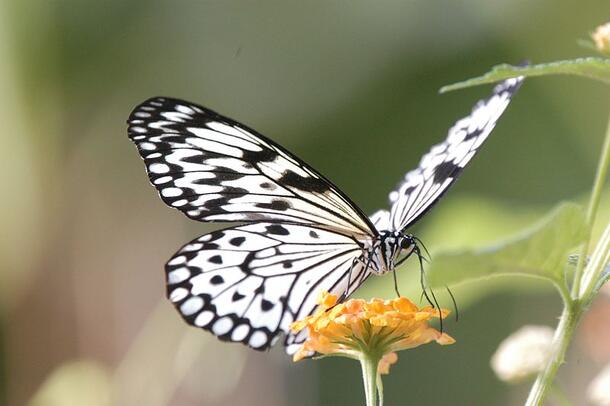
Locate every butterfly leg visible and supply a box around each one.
[414,249,446,332]
[337,253,373,304]
[392,268,401,297]
[445,285,459,322]
[337,256,360,303]
[393,244,419,298]
[414,247,435,308]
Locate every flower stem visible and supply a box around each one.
[359,353,381,406]
[578,220,610,301]
[526,111,610,406]
[524,300,580,406]
[377,374,385,406]
[550,383,572,406]
[571,111,610,297]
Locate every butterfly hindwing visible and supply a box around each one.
[127,98,374,237]
[387,77,524,232]
[165,222,370,350]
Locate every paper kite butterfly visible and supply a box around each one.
[127,76,523,354]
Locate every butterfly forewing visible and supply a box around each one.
[386,77,524,232]
[127,97,374,238]
[165,223,370,350]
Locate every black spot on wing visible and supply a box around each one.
[463,126,484,141]
[433,161,461,183]
[203,196,230,210]
[261,299,274,311]
[229,236,246,247]
[207,231,225,241]
[222,186,249,196]
[210,275,224,285]
[209,255,223,264]
[212,171,245,182]
[265,224,290,236]
[309,230,320,239]
[255,199,291,211]
[279,170,330,193]
[242,148,279,163]
[259,182,276,190]
[191,177,211,186]
[232,292,245,301]
[403,185,416,196]
[181,153,206,164]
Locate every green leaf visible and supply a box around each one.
[440,58,610,92]
[426,203,587,287]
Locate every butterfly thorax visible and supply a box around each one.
[365,231,416,275]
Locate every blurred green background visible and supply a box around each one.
[1,1,609,405]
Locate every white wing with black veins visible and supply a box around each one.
[386,77,524,232]
[165,222,369,351]
[127,97,375,238]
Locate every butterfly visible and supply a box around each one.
[127,76,523,354]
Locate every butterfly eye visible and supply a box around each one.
[400,237,414,250]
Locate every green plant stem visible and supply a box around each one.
[377,374,385,406]
[526,111,610,406]
[572,112,610,297]
[552,279,572,308]
[579,221,610,301]
[524,301,580,406]
[550,383,572,406]
[360,353,381,406]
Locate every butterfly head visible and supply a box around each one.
[374,231,418,273]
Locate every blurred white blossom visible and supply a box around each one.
[588,363,610,406]
[490,325,554,382]
[592,22,610,53]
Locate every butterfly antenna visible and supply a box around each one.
[413,236,432,262]
[416,247,435,308]
[445,285,459,322]
[416,245,449,331]
[392,267,401,297]
[416,248,446,332]
[428,283,443,333]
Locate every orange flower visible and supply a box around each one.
[291,292,455,373]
